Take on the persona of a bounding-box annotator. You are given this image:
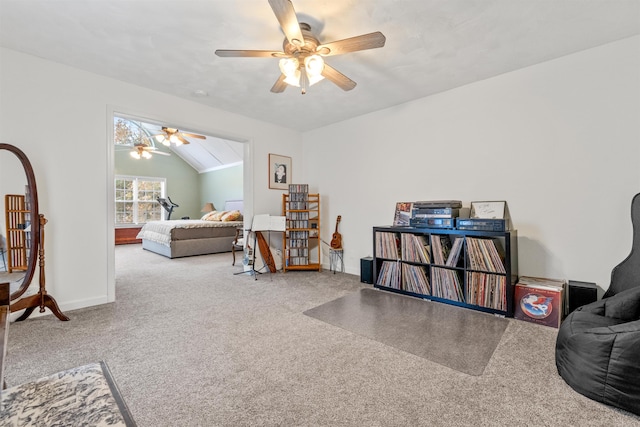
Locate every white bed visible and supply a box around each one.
[136,200,244,258]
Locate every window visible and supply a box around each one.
[114,117,154,147]
[115,176,166,225]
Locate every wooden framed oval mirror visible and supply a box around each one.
[0,143,68,321]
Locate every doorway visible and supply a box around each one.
[106,108,253,301]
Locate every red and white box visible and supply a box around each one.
[514,276,565,328]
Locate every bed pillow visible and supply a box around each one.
[201,211,217,221]
[210,210,228,221]
[221,210,242,222]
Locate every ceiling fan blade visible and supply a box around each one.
[317,32,386,56]
[176,135,190,145]
[321,64,357,91]
[181,132,206,140]
[215,49,287,58]
[271,74,288,93]
[268,0,304,48]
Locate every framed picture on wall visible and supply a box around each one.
[269,153,291,190]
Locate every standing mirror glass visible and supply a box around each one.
[0,143,68,321]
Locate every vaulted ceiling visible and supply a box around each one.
[114,116,244,172]
[140,122,244,173]
[1,1,639,133]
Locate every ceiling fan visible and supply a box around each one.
[154,127,206,146]
[130,143,170,160]
[215,0,386,94]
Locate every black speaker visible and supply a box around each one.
[567,280,597,314]
[360,257,373,284]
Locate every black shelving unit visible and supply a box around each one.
[373,226,518,317]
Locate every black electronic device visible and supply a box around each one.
[360,257,373,284]
[566,280,598,315]
[456,218,507,232]
[409,217,455,228]
[413,200,462,209]
[412,208,460,219]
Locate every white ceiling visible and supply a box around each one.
[1,1,639,133]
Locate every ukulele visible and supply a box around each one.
[330,215,342,249]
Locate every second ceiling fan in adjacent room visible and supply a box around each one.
[154,127,206,146]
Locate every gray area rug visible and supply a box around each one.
[1,361,136,426]
[304,288,508,376]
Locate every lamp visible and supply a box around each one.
[278,54,325,94]
[201,202,215,213]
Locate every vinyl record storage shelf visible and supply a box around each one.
[373,226,518,317]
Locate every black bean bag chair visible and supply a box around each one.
[556,286,640,415]
[556,193,640,415]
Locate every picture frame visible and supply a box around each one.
[393,202,414,226]
[470,201,506,219]
[269,153,291,190]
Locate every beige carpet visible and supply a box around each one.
[4,244,640,426]
[304,288,508,376]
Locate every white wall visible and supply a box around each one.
[302,36,640,293]
[0,48,302,312]
[2,34,638,313]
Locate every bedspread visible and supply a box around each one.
[136,220,242,247]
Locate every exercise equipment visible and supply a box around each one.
[157,196,179,220]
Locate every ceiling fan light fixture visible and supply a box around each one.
[305,55,324,76]
[307,73,324,86]
[305,55,325,86]
[130,146,153,160]
[279,58,299,77]
[283,70,301,87]
[279,57,301,86]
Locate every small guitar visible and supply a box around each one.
[330,215,342,249]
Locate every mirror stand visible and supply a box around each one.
[10,215,69,321]
[2,143,68,322]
